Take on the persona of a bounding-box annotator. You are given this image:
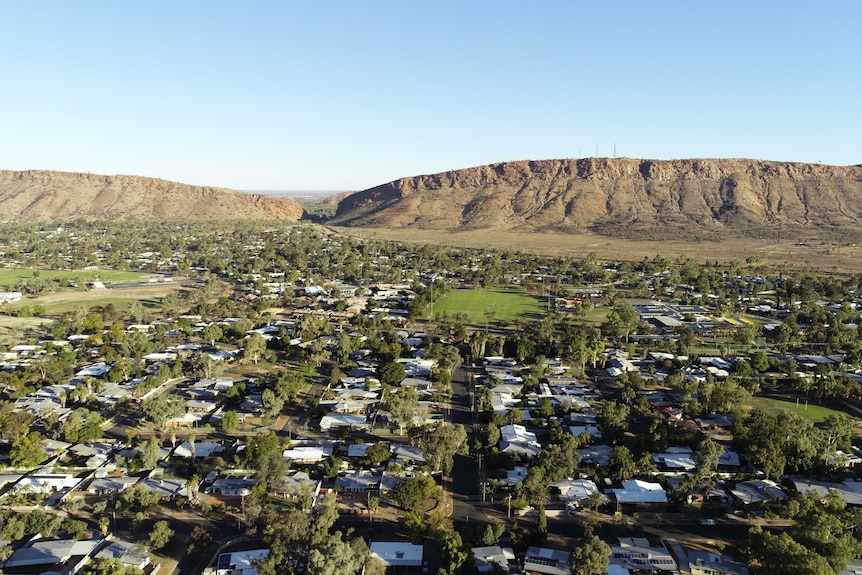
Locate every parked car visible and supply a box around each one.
[699,518,716,526]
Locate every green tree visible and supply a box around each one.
[378,361,406,385]
[243,432,282,469]
[62,519,90,540]
[418,422,468,474]
[387,385,419,435]
[255,450,290,493]
[695,436,724,477]
[364,442,391,466]
[242,333,267,364]
[141,394,185,431]
[537,506,548,541]
[262,388,285,418]
[140,436,162,469]
[220,410,239,432]
[438,529,469,575]
[570,535,611,575]
[61,408,104,444]
[746,526,834,575]
[597,402,630,442]
[734,409,823,479]
[750,351,770,372]
[391,474,440,511]
[10,431,44,468]
[202,324,223,347]
[609,445,636,480]
[605,301,640,342]
[307,532,367,575]
[322,455,342,479]
[150,520,175,550]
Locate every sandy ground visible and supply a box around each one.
[332,227,862,271]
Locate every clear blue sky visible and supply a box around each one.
[1,1,859,190]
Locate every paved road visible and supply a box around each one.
[446,366,483,523]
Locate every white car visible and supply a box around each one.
[699,519,716,526]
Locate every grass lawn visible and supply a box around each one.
[749,396,852,424]
[0,269,147,288]
[6,285,183,315]
[432,288,548,324]
[577,305,612,326]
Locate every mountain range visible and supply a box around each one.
[4,160,862,244]
[331,158,862,241]
[0,170,304,221]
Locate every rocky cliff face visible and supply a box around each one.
[0,170,305,221]
[332,158,862,240]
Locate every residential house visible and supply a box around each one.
[283,443,334,464]
[94,540,151,571]
[3,537,104,574]
[87,476,140,495]
[335,470,380,493]
[473,545,517,573]
[203,549,270,575]
[552,478,603,506]
[688,550,750,575]
[652,447,696,472]
[499,424,542,459]
[731,479,787,506]
[523,546,570,575]
[612,479,668,508]
[319,413,368,431]
[577,444,613,467]
[207,477,255,497]
[610,538,677,573]
[370,541,425,570]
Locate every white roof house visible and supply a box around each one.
[473,545,516,573]
[499,424,541,458]
[173,441,221,458]
[370,542,424,568]
[75,362,111,377]
[553,478,603,503]
[14,474,78,494]
[652,449,696,471]
[319,413,368,430]
[612,479,667,506]
[203,549,270,575]
[283,445,333,463]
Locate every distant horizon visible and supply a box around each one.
[4,153,861,193]
[2,2,859,189]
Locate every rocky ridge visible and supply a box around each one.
[331,158,862,240]
[0,170,304,222]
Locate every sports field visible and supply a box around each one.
[5,285,184,315]
[0,269,146,288]
[749,396,852,424]
[432,288,548,324]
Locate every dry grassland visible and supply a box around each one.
[332,227,862,271]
